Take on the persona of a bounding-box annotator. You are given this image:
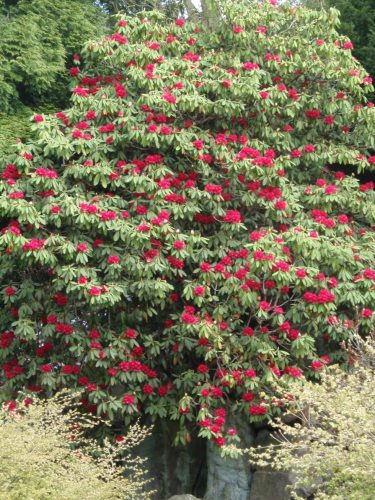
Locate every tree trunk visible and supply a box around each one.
[204,415,255,500]
[201,0,220,30]
[136,419,207,498]
[184,0,200,22]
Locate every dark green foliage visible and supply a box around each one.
[0,0,106,113]
[0,0,107,156]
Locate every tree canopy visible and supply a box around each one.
[0,0,374,448]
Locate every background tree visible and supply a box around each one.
[0,2,374,494]
[0,0,106,154]
[0,0,106,111]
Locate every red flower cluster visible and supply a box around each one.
[303,289,335,304]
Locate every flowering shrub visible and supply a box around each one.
[0,391,152,499]
[0,0,374,448]
[245,334,375,499]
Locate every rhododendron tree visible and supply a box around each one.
[0,0,375,451]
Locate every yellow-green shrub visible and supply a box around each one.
[0,391,154,500]
[245,335,375,499]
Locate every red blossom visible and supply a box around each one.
[107,255,120,265]
[122,394,135,405]
[249,405,267,415]
[223,210,241,223]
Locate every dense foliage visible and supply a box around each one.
[0,108,35,157]
[0,0,106,155]
[0,391,152,499]
[0,0,106,112]
[247,335,375,499]
[0,0,374,448]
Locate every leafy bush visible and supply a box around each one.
[246,335,375,499]
[0,0,374,449]
[0,391,153,500]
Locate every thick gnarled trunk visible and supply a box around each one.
[136,417,258,499]
[136,419,296,499]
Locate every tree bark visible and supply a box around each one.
[204,415,255,500]
[201,0,220,30]
[184,0,200,22]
